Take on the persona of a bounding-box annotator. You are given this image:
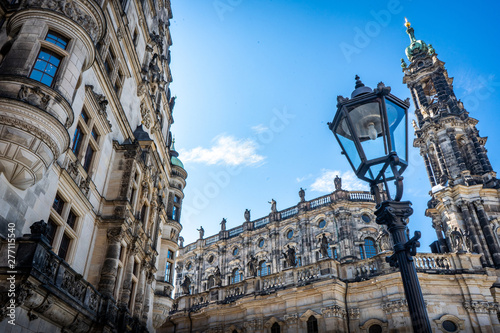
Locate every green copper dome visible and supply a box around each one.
[170,138,184,169]
[404,18,429,61]
[171,155,184,168]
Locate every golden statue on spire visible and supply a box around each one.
[405,17,411,28]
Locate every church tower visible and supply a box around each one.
[402,19,500,267]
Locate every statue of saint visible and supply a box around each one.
[299,188,305,202]
[247,254,258,277]
[377,229,391,252]
[318,233,330,258]
[269,199,277,213]
[244,209,251,222]
[450,227,465,253]
[178,236,184,248]
[197,226,204,239]
[220,218,226,231]
[214,266,222,286]
[181,276,191,294]
[334,175,342,191]
[283,245,297,267]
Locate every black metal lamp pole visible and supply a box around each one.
[329,76,432,332]
[375,199,432,333]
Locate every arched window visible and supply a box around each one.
[258,261,270,277]
[364,238,377,258]
[271,322,280,333]
[231,268,242,284]
[207,275,215,289]
[307,316,319,333]
[333,248,339,260]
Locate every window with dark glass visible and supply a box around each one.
[359,244,365,260]
[165,262,172,283]
[368,324,383,333]
[45,31,68,49]
[334,248,338,260]
[364,238,377,259]
[172,206,178,221]
[52,193,65,215]
[307,316,319,333]
[83,144,94,172]
[207,275,215,289]
[231,269,241,284]
[91,127,98,140]
[80,109,89,123]
[233,247,238,256]
[72,125,83,155]
[271,323,280,333]
[47,218,58,245]
[258,261,270,277]
[66,210,77,229]
[167,250,174,259]
[58,233,71,260]
[29,49,61,86]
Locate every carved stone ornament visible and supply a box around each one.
[18,85,50,110]
[321,304,346,318]
[21,0,99,41]
[107,227,123,242]
[86,85,111,129]
[30,220,49,236]
[382,299,408,314]
[140,102,152,128]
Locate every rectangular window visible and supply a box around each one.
[133,261,139,276]
[172,206,178,221]
[47,218,58,245]
[80,109,89,123]
[167,250,174,259]
[45,31,68,49]
[83,144,94,172]
[174,195,180,203]
[165,262,172,283]
[132,29,139,46]
[72,125,83,155]
[66,210,77,229]
[58,233,71,260]
[29,49,61,86]
[52,193,65,215]
[91,127,98,141]
[129,187,136,203]
[359,245,365,260]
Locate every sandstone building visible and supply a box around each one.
[0,0,186,332]
[159,22,500,333]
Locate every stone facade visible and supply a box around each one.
[158,22,500,333]
[0,0,185,332]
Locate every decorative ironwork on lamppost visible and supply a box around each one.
[328,76,432,333]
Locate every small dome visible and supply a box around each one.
[171,155,184,168]
[404,19,429,61]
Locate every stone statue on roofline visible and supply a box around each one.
[244,209,251,222]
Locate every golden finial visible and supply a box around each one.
[404,17,411,28]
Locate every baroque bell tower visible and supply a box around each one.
[402,19,500,267]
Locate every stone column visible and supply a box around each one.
[469,130,492,173]
[433,140,450,178]
[459,203,489,266]
[142,271,154,321]
[98,227,124,298]
[119,243,138,307]
[134,265,147,317]
[447,129,467,173]
[473,201,500,266]
[421,149,436,186]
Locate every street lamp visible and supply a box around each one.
[328,76,432,333]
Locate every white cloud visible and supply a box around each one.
[296,174,313,183]
[310,169,368,192]
[251,124,269,134]
[179,135,265,166]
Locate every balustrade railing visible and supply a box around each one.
[228,226,244,238]
[205,235,219,246]
[310,195,331,208]
[254,217,270,229]
[349,191,374,201]
[280,207,298,219]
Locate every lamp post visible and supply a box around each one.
[328,76,432,333]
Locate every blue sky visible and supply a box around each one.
[169,0,500,249]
